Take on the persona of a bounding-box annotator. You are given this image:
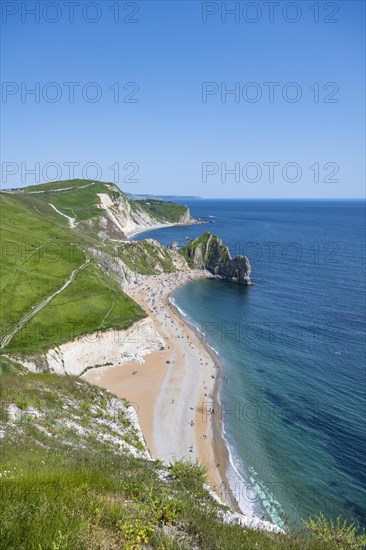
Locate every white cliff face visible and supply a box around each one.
[16,318,164,376]
[97,193,163,236]
[177,207,191,224]
[96,193,193,238]
[91,247,138,284]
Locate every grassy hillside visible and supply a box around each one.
[116,240,178,275]
[135,199,189,223]
[0,190,145,357]
[20,179,120,222]
[5,263,145,356]
[17,179,190,226]
[0,371,354,550]
[0,180,193,358]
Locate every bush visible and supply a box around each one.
[169,460,207,484]
[305,513,366,549]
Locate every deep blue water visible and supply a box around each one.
[134,200,366,529]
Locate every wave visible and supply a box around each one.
[170,292,285,529]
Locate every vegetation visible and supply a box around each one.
[179,231,230,269]
[0,192,85,336]
[305,513,366,549]
[6,263,145,355]
[0,356,26,376]
[2,372,363,549]
[19,179,190,226]
[116,240,178,275]
[20,179,119,222]
[0,186,145,357]
[135,199,188,223]
[0,180,191,358]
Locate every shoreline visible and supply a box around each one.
[83,270,240,512]
[124,222,179,239]
[168,295,241,513]
[124,219,206,239]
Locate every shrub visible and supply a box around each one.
[305,513,366,549]
[169,460,207,484]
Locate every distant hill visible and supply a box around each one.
[6,179,192,239]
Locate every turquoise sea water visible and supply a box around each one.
[133,200,366,530]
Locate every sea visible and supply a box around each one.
[132,199,366,530]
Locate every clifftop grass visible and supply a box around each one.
[18,179,190,226]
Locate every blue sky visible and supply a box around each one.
[1,0,365,198]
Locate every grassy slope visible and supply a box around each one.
[135,199,188,223]
[116,240,177,275]
[0,372,331,550]
[6,263,145,355]
[0,190,145,356]
[20,179,190,225]
[0,180,192,356]
[21,179,120,222]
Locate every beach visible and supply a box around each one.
[83,269,237,510]
[124,222,180,239]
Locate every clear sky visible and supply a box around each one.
[1,0,365,198]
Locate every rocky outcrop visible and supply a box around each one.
[90,247,138,285]
[180,232,251,285]
[218,256,252,285]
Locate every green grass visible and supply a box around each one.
[0,193,86,337]
[136,199,188,223]
[20,179,103,193]
[6,263,145,355]
[1,372,357,549]
[116,240,177,275]
[0,356,26,375]
[22,179,120,222]
[0,189,146,357]
[20,180,190,227]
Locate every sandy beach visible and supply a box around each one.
[124,219,206,239]
[124,222,180,239]
[83,270,237,509]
